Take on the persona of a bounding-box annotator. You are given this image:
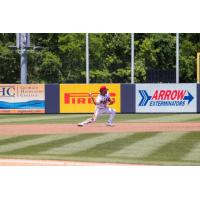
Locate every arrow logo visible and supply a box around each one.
[183,91,194,104]
[138,90,152,106]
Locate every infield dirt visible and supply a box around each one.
[0,122,200,135]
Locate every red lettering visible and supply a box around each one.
[72,98,76,104]
[164,90,171,100]
[110,93,116,97]
[177,90,186,100]
[64,93,116,105]
[171,90,177,100]
[152,90,158,100]
[88,98,92,104]
[158,90,165,100]
[64,93,70,104]
[78,98,85,104]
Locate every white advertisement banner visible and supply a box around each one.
[0,84,45,113]
[136,84,197,113]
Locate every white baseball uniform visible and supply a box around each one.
[78,92,116,126]
[93,93,116,123]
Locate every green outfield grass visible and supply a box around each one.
[0,113,200,165]
[0,113,200,124]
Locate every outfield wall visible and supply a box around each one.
[0,83,200,113]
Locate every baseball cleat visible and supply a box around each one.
[106,122,113,126]
[78,123,84,127]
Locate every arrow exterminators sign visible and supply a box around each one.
[136,84,197,113]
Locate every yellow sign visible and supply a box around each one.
[60,84,121,113]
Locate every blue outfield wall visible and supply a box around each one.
[1,83,199,114]
[44,83,136,114]
[121,84,135,113]
[35,83,200,114]
[45,84,60,113]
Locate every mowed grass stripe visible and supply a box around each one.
[0,113,180,124]
[146,132,200,162]
[125,114,200,123]
[71,132,159,157]
[108,132,187,158]
[0,134,75,153]
[1,113,200,124]
[2,133,102,155]
[40,133,133,155]
[0,114,91,123]
[182,140,200,161]
[0,135,42,146]
[0,135,23,141]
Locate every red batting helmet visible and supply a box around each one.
[100,85,108,92]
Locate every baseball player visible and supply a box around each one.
[78,85,116,127]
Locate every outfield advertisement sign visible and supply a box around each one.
[136,84,197,113]
[0,84,45,113]
[60,84,121,113]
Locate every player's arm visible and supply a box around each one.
[107,97,114,105]
[89,93,98,105]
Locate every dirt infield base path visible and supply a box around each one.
[0,122,200,135]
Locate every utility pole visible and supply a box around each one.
[16,33,30,84]
[9,33,42,84]
[20,34,29,84]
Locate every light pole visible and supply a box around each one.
[176,33,179,83]
[131,33,135,83]
[86,33,89,84]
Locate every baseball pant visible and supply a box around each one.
[93,107,116,123]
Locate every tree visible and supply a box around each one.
[0,34,19,83]
[179,34,197,83]
[38,51,62,83]
[58,33,85,83]
[89,34,111,83]
[1,33,200,84]
[139,33,176,70]
[101,33,131,83]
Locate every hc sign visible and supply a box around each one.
[0,87,15,97]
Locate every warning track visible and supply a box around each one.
[0,122,200,135]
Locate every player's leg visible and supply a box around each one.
[78,108,101,126]
[78,117,94,126]
[104,107,116,126]
[92,108,102,122]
